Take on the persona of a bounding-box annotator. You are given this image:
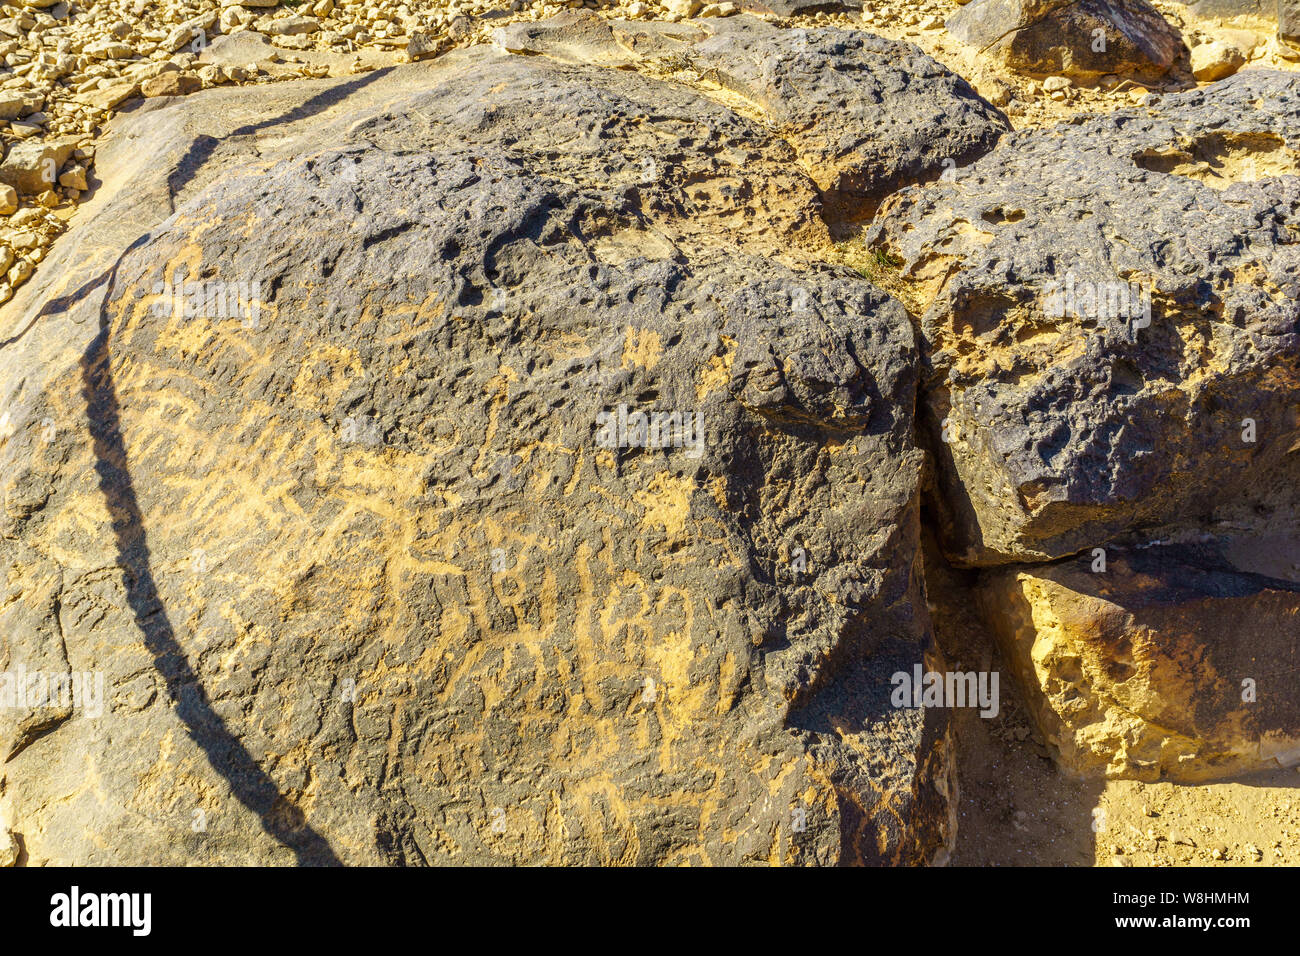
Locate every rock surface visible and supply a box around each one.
[1283,0,1300,42]
[1190,35,1249,77]
[946,0,1186,79]
[979,540,1300,781]
[1176,0,1268,15]
[0,136,78,194]
[493,13,1010,221]
[733,0,863,14]
[0,0,1296,866]
[0,47,956,866]
[870,70,1300,567]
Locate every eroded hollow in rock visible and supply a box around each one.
[1132,132,1300,188]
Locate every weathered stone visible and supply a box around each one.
[0,566,72,761]
[82,39,136,61]
[57,164,86,190]
[267,16,319,36]
[405,29,439,61]
[0,49,952,866]
[198,30,281,72]
[979,538,1300,781]
[141,71,202,97]
[493,14,1009,221]
[735,0,864,14]
[0,136,79,194]
[73,80,139,112]
[0,92,42,122]
[946,0,1185,79]
[163,14,220,54]
[1178,0,1267,15]
[1190,37,1247,79]
[1282,0,1300,43]
[869,71,1300,566]
[0,827,18,866]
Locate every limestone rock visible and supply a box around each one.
[0,828,18,866]
[198,31,281,72]
[869,71,1300,566]
[1283,0,1300,44]
[734,0,863,13]
[0,92,43,122]
[0,49,952,866]
[946,0,1185,80]
[267,16,319,36]
[979,539,1300,781]
[74,80,139,112]
[163,14,220,54]
[141,72,202,98]
[1176,0,1267,15]
[406,30,439,61]
[82,39,137,61]
[1190,37,1248,79]
[0,136,79,195]
[56,164,86,190]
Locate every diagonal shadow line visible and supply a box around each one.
[166,67,396,200]
[78,236,342,866]
[2,67,396,352]
[11,64,406,861]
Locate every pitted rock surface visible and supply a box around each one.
[0,49,954,865]
[493,13,1010,222]
[946,0,1186,79]
[870,70,1300,566]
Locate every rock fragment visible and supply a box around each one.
[946,0,1185,79]
[141,72,202,97]
[979,541,1300,781]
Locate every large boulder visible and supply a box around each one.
[494,13,1010,222]
[979,539,1300,781]
[0,48,954,865]
[869,71,1300,567]
[946,0,1186,80]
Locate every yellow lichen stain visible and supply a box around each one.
[634,471,695,540]
[620,326,662,371]
[695,335,736,399]
[289,345,364,413]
